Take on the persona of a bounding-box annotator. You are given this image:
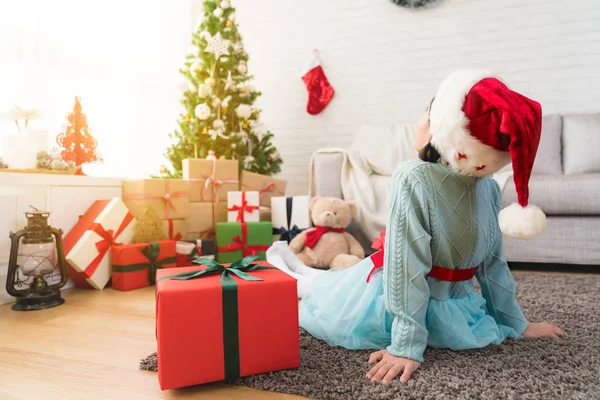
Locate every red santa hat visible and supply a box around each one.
[428,69,546,240]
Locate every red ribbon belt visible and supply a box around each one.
[305,226,346,249]
[366,230,386,283]
[85,212,134,279]
[364,229,478,283]
[228,191,258,223]
[167,219,183,241]
[428,265,478,282]
[122,180,187,219]
[217,222,270,257]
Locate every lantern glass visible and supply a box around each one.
[17,240,57,277]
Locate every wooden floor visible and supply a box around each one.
[0,287,305,400]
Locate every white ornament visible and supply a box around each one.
[222,71,234,91]
[233,42,243,53]
[246,84,256,93]
[231,143,236,149]
[237,63,248,74]
[236,104,252,119]
[195,104,211,120]
[213,8,223,18]
[228,12,236,21]
[204,32,231,59]
[206,150,217,160]
[198,84,213,97]
[243,155,255,169]
[213,119,225,130]
[221,0,230,9]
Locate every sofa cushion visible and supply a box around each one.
[501,174,600,215]
[562,113,600,174]
[532,114,563,175]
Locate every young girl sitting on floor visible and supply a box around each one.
[266,69,565,384]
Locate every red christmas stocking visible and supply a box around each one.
[301,50,335,115]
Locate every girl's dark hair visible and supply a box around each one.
[418,142,441,163]
[419,96,440,163]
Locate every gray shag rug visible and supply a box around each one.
[141,272,600,399]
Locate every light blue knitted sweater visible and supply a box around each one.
[383,160,529,361]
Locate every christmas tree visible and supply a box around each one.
[160,0,282,178]
[54,96,102,174]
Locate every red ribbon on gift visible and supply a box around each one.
[122,180,187,219]
[167,219,183,241]
[242,182,284,201]
[85,212,134,279]
[366,229,386,283]
[217,222,270,257]
[228,191,259,223]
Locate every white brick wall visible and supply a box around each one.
[220,0,600,195]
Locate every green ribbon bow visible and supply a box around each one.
[159,255,273,382]
[112,242,177,285]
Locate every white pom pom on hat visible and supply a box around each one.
[428,69,547,240]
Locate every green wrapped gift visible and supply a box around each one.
[215,221,273,264]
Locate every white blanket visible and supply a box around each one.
[309,124,418,244]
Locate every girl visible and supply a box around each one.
[267,69,565,384]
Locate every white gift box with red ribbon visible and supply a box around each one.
[63,197,136,290]
[227,191,260,222]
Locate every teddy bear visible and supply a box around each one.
[289,196,365,269]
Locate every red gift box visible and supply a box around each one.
[111,241,177,291]
[155,257,300,390]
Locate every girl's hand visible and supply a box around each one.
[366,350,421,384]
[523,322,565,339]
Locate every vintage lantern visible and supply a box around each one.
[6,207,68,311]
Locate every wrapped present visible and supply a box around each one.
[112,241,177,291]
[259,206,271,222]
[271,196,311,243]
[122,179,189,220]
[227,191,260,223]
[176,239,215,267]
[215,222,272,264]
[63,198,136,290]
[163,219,187,241]
[241,170,286,207]
[155,256,300,390]
[187,202,228,240]
[183,158,239,202]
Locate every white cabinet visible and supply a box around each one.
[0,172,124,305]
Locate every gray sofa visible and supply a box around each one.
[311,113,600,266]
[501,113,600,265]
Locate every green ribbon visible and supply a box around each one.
[159,255,273,382]
[112,242,177,285]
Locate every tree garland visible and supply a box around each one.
[389,0,438,8]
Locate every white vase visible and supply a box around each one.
[1,129,49,169]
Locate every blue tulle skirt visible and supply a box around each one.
[299,256,522,352]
